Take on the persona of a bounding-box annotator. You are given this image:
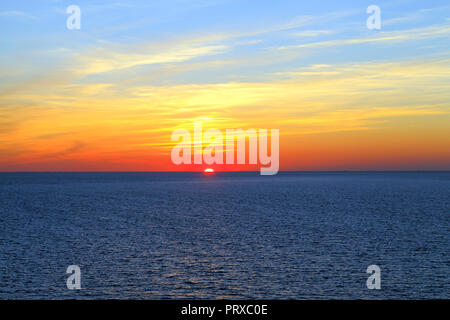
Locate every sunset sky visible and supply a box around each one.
[1,0,449,171]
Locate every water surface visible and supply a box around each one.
[0,172,448,299]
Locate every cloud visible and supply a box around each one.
[0,11,37,19]
[40,142,86,159]
[291,30,334,37]
[72,9,356,77]
[77,44,228,75]
[36,132,71,140]
[278,24,450,50]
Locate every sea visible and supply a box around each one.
[0,172,448,299]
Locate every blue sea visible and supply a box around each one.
[0,172,448,299]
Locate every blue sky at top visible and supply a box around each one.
[0,0,449,86]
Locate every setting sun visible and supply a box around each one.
[203,168,215,174]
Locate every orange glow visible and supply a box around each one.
[0,59,449,172]
[204,168,215,174]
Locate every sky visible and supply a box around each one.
[0,0,449,171]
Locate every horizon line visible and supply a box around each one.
[1,170,449,173]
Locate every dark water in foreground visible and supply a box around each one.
[0,172,448,299]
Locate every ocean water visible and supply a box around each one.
[0,172,448,299]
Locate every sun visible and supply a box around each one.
[203,168,215,174]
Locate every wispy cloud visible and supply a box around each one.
[76,44,228,75]
[278,24,450,50]
[291,30,334,37]
[0,10,37,19]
